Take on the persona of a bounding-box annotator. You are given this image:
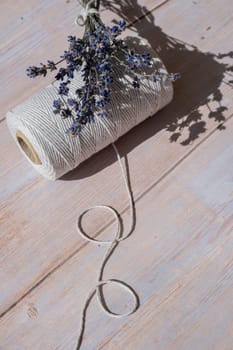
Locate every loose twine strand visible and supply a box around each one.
[75,118,139,349]
[74,5,140,347]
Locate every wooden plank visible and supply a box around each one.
[0,108,232,350]
[1,0,233,316]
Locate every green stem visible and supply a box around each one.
[83,0,102,35]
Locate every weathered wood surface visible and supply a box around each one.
[1,108,233,350]
[0,0,233,349]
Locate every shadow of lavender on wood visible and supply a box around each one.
[61,0,233,180]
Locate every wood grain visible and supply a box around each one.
[1,0,233,316]
[0,0,233,348]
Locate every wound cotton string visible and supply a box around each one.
[7,38,173,180]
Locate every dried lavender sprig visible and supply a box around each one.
[27,0,180,136]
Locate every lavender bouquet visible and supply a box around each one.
[27,0,179,137]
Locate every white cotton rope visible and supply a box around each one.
[75,129,139,349]
[6,35,173,349]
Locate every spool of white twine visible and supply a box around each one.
[7,37,173,180]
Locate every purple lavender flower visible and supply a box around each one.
[61,108,72,119]
[47,60,57,72]
[58,82,69,96]
[169,72,181,81]
[132,76,140,89]
[53,99,63,114]
[26,63,47,78]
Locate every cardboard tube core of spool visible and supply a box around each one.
[16,130,42,165]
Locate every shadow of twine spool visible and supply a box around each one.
[16,130,42,165]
